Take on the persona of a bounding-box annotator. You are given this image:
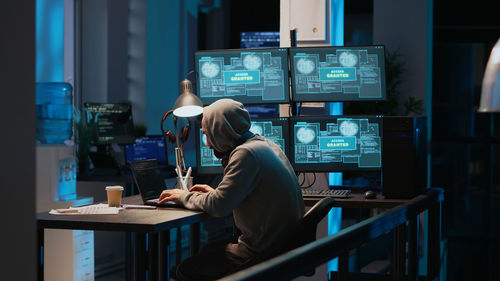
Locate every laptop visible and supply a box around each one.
[129,159,180,207]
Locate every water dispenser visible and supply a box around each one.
[36,82,73,144]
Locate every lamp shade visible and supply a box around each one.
[478,38,500,112]
[173,78,203,117]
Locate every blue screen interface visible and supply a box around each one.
[125,136,167,164]
[195,48,290,105]
[240,31,280,49]
[290,46,386,102]
[291,116,382,171]
[197,118,289,174]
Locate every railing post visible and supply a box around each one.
[427,201,442,281]
[393,224,406,281]
[408,215,419,281]
[338,250,349,281]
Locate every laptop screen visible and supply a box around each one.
[130,159,167,201]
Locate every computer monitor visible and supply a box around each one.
[124,135,168,167]
[194,48,290,105]
[240,31,280,49]
[84,103,135,145]
[290,45,387,102]
[195,117,290,174]
[290,115,383,172]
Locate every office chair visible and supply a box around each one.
[232,197,336,276]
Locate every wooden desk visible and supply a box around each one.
[37,195,212,281]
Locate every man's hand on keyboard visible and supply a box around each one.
[189,184,214,194]
[159,189,186,204]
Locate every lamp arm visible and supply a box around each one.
[173,116,187,172]
[185,70,195,80]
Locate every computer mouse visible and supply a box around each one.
[364,190,376,199]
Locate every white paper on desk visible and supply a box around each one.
[49,203,121,215]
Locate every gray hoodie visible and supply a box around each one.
[179,99,305,253]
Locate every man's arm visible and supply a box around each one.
[179,148,259,216]
[158,184,215,205]
[189,184,215,193]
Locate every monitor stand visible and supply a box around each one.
[333,171,382,193]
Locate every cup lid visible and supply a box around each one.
[105,185,124,191]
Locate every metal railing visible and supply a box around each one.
[220,188,443,281]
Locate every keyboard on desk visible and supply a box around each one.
[301,188,351,198]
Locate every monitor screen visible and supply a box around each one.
[240,31,280,49]
[195,117,290,174]
[290,45,386,102]
[124,135,168,166]
[84,103,135,145]
[290,115,383,172]
[195,48,290,105]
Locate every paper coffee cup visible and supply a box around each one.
[105,185,124,207]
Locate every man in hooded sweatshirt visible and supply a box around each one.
[159,98,305,280]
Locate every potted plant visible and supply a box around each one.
[343,48,424,116]
[73,107,96,176]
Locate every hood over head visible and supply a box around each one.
[202,99,251,155]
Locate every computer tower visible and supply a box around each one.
[382,116,427,199]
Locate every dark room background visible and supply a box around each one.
[200,1,500,281]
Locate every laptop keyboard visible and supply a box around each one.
[301,188,351,198]
[147,198,178,207]
[78,204,120,214]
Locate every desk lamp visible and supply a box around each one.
[173,77,203,117]
[162,72,203,178]
[478,38,500,112]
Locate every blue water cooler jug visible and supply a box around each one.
[36,82,73,144]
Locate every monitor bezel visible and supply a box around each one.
[194,47,291,106]
[290,115,383,172]
[289,45,387,102]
